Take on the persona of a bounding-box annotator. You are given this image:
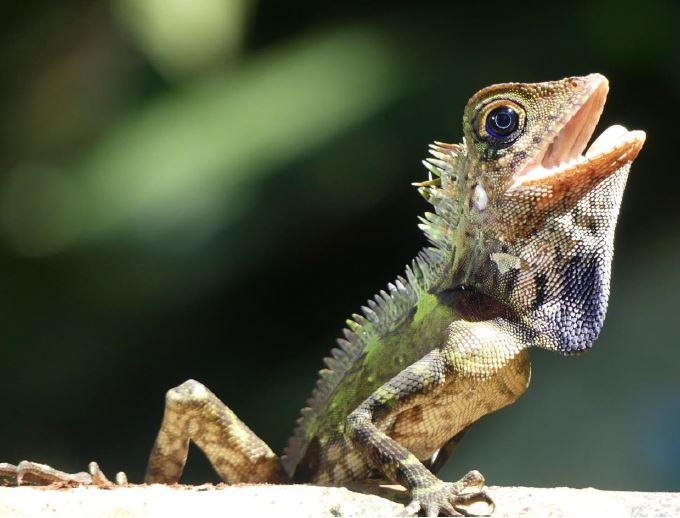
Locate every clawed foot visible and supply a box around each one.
[401,470,495,517]
[0,461,127,487]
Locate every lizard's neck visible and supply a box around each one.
[425,152,499,295]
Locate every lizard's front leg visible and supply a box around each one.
[345,349,495,517]
[145,379,289,484]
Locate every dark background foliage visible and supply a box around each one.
[1,0,678,489]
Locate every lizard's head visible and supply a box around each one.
[419,74,645,354]
[460,74,645,206]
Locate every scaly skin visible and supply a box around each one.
[2,75,645,517]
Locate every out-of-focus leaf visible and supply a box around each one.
[74,26,412,245]
[113,0,252,78]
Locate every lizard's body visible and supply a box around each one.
[285,257,532,486]
[1,74,645,516]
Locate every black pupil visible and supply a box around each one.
[486,106,518,138]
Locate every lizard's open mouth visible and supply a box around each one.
[512,75,645,188]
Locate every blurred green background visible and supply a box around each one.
[1,0,678,490]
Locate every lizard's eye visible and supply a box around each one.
[474,100,526,149]
[486,107,518,137]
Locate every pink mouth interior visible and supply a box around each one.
[540,83,608,169]
[511,81,640,184]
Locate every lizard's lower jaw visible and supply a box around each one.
[511,77,646,189]
[511,127,646,190]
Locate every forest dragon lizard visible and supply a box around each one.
[1,74,645,516]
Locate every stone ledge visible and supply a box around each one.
[0,483,678,517]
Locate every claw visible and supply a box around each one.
[89,462,114,487]
[407,472,494,517]
[116,471,129,485]
[450,490,495,516]
[456,470,486,494]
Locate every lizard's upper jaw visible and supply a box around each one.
[511,75,646,189]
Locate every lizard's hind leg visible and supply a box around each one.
[145,379,289,485]
[0,460,124,487]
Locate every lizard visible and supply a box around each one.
[0,74,645,516]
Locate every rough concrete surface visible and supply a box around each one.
[0,483,678,517]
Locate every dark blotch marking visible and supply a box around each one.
[521,322,541,347]
[503,267,520,297]
[393,405,424,432]
[531,273,548,311]
[437,289,459,306]
[496,378,519,402]
[394,460,419,484]
[369,399,392,421]
[293,437,321,483]
[438,288,516,322]
[537,253,608,354]
[586,217,599,234]
[513,150,527,162]
[556,254,606,353]
[554,245,563,263]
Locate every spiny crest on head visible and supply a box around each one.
[415,140,465,253]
